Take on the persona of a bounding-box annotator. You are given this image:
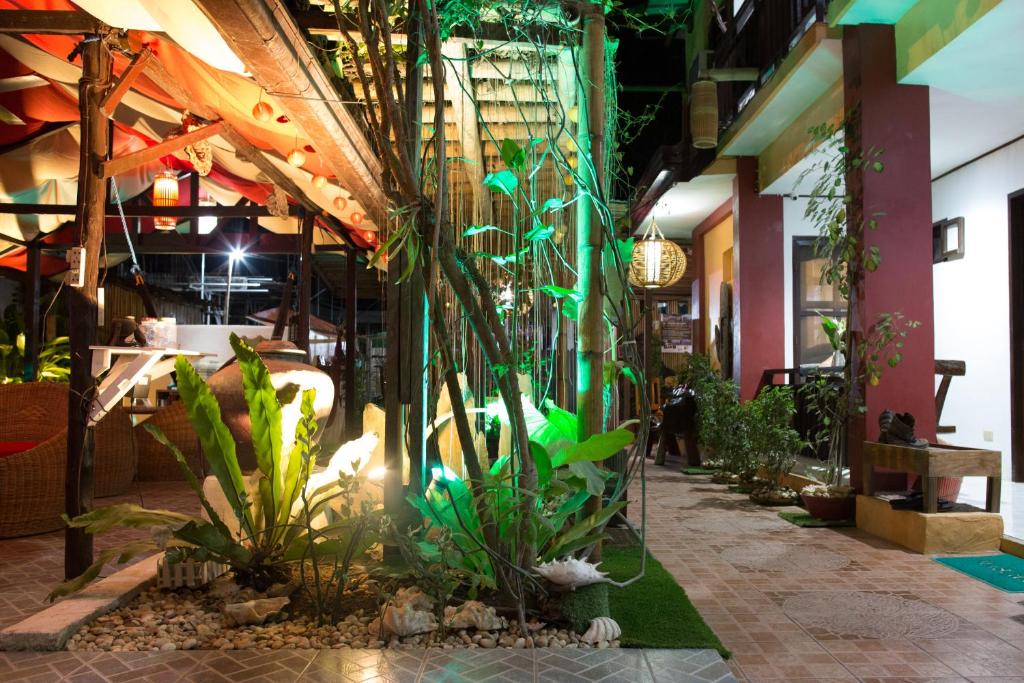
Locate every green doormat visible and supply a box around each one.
[682,466,717,475]
[778,511,855,528]
[934,554,1024,592]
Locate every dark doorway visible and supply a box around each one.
[1009,190,1024,481]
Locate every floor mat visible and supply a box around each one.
[934,553,1024,592]
[778,511,855,528]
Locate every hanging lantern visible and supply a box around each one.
[628,219,687,289]
[333,196,348,212]
[152,170,179,231]
[287,148,307,167]
[252,100,274,122]
[350,211,364,225]
[690,79,718,149]
[311,174,327,189]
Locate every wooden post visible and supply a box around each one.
[345,246,358,439]
[66,34,111,580]
[189,171,200,235]
[23,244,41,381]
[297,210,314,358]
[272,272,295,340]
[576,2,607,559]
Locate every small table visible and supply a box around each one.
[862,441,1001,513]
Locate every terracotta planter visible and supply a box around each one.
[907,475,963,503]
[207,340,335,470]
[801,493,855,521]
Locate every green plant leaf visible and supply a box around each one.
[538,285,580,301]
[48,540,158,601]
[524,224,555,241]
[529,440,553,488]
[174,355,255,537]
[483,170,518,196]
[537,197,565,214]
[566,460,606,496]
[463,224,499,238]
[551,428,634,468]
[499,138,526,170]
[173,520,253,566]
[543,501,625,561]
[62,503,202,535]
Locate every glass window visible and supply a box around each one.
[793,237,846,369]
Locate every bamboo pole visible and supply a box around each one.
[23,244,40,381]
[65,34,111,579]
[576,2,607,560]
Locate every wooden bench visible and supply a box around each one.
[862,441,1001,513]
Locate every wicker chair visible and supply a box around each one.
[135,401,204,481]
[0,383,138,538]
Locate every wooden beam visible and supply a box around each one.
[0,203,299,217]
[344,247,358,439]
[296,211,314,356]
[99,232,350,255]
[99,47,152,118]
[22,244,40,381]
[0,10,100,35]
[272,272,295,340]
[65,34,111,580]
[100,121,224,178]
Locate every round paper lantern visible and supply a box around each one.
[311,174,327,189]
[690,79,718,149]
[333,196,348,212]
[349,211,364,225]
[152,170,179,231]
[252,100,274,122]
[287,148,307,167]
[628,219,687,289]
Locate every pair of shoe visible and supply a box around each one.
[879,409,929,448]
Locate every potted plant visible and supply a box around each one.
[748,386,802,506]
[796,117,919,521]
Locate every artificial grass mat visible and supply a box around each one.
[602,542,728,656]
[778,511,855,528]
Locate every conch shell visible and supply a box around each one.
[222,597,290,626]
[581,616,621,644]
[534,558,609,588]
[381,602,438,636]
[444,600,507,631]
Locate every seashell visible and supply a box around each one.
[444,600,508,631]
[581,616,621,644]
[534,558,609,588]
[222,597,290,626]
[381,602,438,636]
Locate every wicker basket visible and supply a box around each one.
[0,383,139,537]
[135,401,204,481]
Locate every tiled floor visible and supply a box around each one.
[631,465,1024,682]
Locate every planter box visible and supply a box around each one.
[856,494,1002,554]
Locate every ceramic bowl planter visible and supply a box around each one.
[800,492,855,521]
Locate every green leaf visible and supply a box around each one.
[499,138,526,170]
[542,400,577,442]
[483,170,518,196]
[616,237,634,265]
[48,540,158,601]
[544,501,625,561]
[622,367,639,385]
[537,197,565,214]
[463,224,499,238]
[62,503,202,535]
[561,296,579,322]
[174,355,255,537]
[230,333,286,529]
[567,460,606,496]
[529,440,553,489]
[173,520,254,566]
[538,285,580,301]
[524,224,555,242]
[551,428,635,468]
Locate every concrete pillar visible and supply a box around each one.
[844,24,936,490]
[732,156,785,400]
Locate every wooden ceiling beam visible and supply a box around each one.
[0,10,100,35]
[99,47,153,118]
[100,120,224,178]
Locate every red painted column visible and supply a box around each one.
[844,25,936,491]
[732,156,785,400]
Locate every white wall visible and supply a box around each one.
[783,198,820,368]
[931,138,1024,477]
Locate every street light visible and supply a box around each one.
[223,248,246,323]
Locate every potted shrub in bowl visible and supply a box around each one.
[748,386,803,506]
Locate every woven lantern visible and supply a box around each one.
[333,196,348,212]
[287,147,307,167]
[690,78,718,149]
[152,170,179,231]
[629,219,687,289]
[311,174,327,189]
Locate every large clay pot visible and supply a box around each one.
[207,340,334,470]
[801,493,855,521]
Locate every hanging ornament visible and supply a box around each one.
[252,89,274,122]
[311,174,327,189]
[628,218,687,289]
[266,186,289,219]
[690,79,719,149]
[152,170,179,231]
[349,211,364,225]
[287,147,307,167]
[333,196,348,212]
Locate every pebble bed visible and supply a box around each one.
[67,586,617,652]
